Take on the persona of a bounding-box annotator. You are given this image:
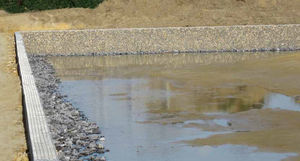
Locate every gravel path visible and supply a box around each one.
[29,55,107,161]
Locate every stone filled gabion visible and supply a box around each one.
[21,25,300,56]
[28,55,107,161]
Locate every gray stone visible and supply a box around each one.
[28,55,107,160]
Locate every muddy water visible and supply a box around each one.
[50,52,300,161]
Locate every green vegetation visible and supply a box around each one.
[0,0,103,13]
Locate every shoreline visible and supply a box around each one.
[28,55,107,160]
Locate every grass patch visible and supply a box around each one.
[0,0,103,13]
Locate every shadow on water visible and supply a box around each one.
[50,52,300,161]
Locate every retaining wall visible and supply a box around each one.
[21,24,300,55]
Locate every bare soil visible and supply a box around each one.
[0,0,300,32]
[0,34,28,161]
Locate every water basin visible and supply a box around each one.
[50,52,300,161]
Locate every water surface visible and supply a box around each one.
[51,52,300,161]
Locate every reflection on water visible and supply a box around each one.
[51,52,300,161]
[49,52,287,81]
[213,119,230,127]
[183,119,230,127]
[60,79,295,161]
[264,93,300,111]
[60,79,231,161]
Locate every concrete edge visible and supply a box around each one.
[15,32,59,161]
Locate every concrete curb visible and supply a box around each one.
[15,32,58,161]
[20,24,300,55]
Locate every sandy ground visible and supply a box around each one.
[0,34,27,161]
[0,0,299,160]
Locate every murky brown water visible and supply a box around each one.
[50,51,300,161]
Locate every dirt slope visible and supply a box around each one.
[0,0,300,32]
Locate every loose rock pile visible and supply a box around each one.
[29,55,107,161]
